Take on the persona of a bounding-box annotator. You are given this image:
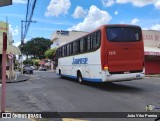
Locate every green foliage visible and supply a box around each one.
[44,48,56,60]
[33,59,40,67]
[23,59,33,65]
[20,37,52,59]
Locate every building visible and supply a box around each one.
[0,0,12,7]
[51,30,88,48]
[0,21,21,79]
[143,30,160,74]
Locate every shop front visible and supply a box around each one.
[143,30,160,74]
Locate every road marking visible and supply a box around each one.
[63,118,89,121]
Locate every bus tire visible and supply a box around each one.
[59,69,63,79]
[77,71,84,84]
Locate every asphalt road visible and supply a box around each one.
[1,70,160,121]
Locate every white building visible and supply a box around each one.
[51,30,88,48]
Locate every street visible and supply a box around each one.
[1,70,160,121]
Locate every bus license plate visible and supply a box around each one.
[136,74,140,78]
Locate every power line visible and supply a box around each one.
[21,0,37,43]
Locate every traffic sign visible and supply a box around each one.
[8,53,13,59]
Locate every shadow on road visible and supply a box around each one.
[85,82,144,93]
[59,77,144,93]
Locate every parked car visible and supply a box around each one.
[39,66,47,71]
[23,66,33,74]
[30,66,37,70]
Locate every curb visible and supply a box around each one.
[0,75,29,83]
[145,75,160,77]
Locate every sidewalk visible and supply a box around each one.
[145,74,160,77]
[0,72,29,83]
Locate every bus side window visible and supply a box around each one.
[93,31,100,50]
[87,35,91,51]
[83,37,87,52]
[67,44,69,56]
[58,48,61,57]
[64,45,67,56]
[62,46,64,57]
[77,40,80,53]
[73,41,77,54]
[80,39,83,52]
[69,43,73,55]
[90,34,93,50]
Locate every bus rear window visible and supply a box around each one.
[106,27,142,42]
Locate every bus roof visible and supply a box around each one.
[57,24,141,48]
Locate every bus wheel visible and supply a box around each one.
[77,71,83,84]
[59,70,63,78]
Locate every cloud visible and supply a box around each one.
[13,0,27,4]
[45,0,71,17]
[102,0,115,7]
[116,0,157,7]
[68,5,112,32]
[114,10,118,15]
[72,6,87,18]
[13,41,21,47]
[102,0,160,9]
[131,18,140,24]
[151,24,160,30]
[155,0,160,9]
[9,25,19,36]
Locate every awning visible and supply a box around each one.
[39,61,45,65]
[0,44,21,55]
[8,45,21,55]
[0,0,12,7]
[144,46,160,56]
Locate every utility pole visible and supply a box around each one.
[20,20,36,74]
[1,32,7,113]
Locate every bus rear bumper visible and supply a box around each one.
[102,71,145,82]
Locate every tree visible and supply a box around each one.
[20,37,52,59]
[23,59,33,65]
[44,48,56,60]
[33,59,40,67]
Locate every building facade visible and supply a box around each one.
[51,30,88,48]
[0,21,21,79]
[143,30,160,74]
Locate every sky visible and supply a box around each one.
[0,0,160,47]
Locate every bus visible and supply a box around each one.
[55,24,145,83]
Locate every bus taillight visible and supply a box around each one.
[104,65,109,71]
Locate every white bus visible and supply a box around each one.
[55,24,145,83]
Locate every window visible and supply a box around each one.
[58,30,101,58]
[92,32,97,49]
[80,39,83,52]
[93,31,101,50]
[62,46,64,57]
[69,43,73,55]
[106,27,141,42]
[67,44,69,56]
[73,41,77,54]
[77,40,80,53]
[83,37,87,52]
[64,45,67,56]
[87,35,91,51]
[59,48,62,57]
